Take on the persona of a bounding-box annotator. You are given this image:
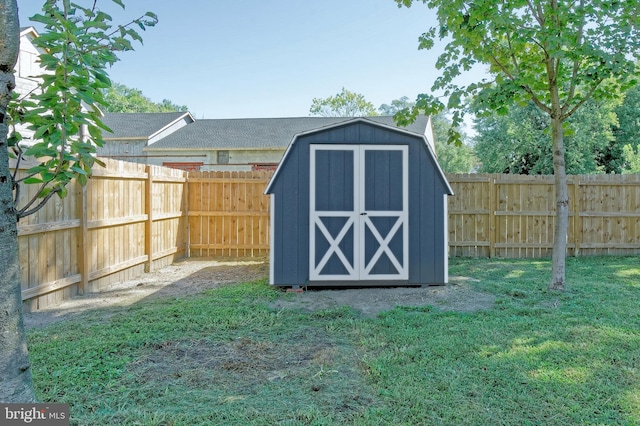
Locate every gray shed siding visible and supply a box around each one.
[268,120,451,286]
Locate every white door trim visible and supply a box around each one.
[310,144,408,281]
[309,145,359,280]
[358,145,409,280]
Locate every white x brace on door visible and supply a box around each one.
[309,144,408,281]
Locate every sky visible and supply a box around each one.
[17,0,451,120]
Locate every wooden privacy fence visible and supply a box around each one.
[16,159,640,310]
[447,173,640,258]
[17,159,187,311]
[187,171,271,257]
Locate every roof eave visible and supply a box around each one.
[143,146,287,152]
[147,112,196,140]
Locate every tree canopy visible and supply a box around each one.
[310,87,378,117]
[394,0,640,290]
[379,96,414,116]
[473,98,622,174]
[102,82,188,113]
[431,113,476,173]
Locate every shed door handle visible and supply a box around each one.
[360,212,367,216]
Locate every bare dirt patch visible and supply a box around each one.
[271,278,495,318]
[24,258,494,329]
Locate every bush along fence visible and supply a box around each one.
[15,159,640,310]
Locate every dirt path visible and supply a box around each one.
[24,258,494,329]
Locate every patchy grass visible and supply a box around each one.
[27,257,640,425]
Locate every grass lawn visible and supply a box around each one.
[27,257,640,425]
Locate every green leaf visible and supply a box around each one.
[24,177,44,184]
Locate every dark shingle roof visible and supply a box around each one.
[102,112,191,139]
[145,116,429,150]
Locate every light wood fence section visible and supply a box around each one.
[17,159,187,311]
[447,173,640,258]
[15,163,640,310]
[187,171,271,257]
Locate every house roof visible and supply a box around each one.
[102,112,193,140]
[144,115,430,151]
[265,117,453,195]
[20,27,39,37]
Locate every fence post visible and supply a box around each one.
[185,171,191,258]
[572,176,581,256]
[77,182,88,294]
[489,175,497,258]
[145,165,153,272]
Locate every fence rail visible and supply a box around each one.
[15,160,640,310]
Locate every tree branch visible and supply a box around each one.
[489,54,552,115]
[17,188,59,219]
[562,79,603,119]
[15,180,50,213]
[565,0,585,105]
[526,0,545,26]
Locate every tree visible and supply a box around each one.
[1,0,156,402]
[379,96,414,115]
[381,97,476,172]
[622,144,640,174]
[431,112,476,173]
[613,85,640,173]
[0,0,32,403]
[102,82,188,112]
[394,0,640,290]
[309,87,378,117]
[474,99,622,174]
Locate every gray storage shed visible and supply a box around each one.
[264,117,454,287]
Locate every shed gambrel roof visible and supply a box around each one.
[265,117,453,195]
[143,115,430,151]
[102,112,194,140]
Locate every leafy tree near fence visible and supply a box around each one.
[310,87,378,117]
[0,0,156,402]
[393,0,640,291]
[380,97,476,173]
[102,82,188,113]
[474,98,623,174]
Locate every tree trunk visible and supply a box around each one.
[549,114,568,291]
[0,0,37,403]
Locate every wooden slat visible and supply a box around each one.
[88,255,148,281]
[579,211,640,217]
[187,211,270,217]
[189,244,270,250]
[21,274,82,300]
[87,214,148,229]
[17,219,80,236]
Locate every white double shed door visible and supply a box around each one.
[310,144,409,281]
